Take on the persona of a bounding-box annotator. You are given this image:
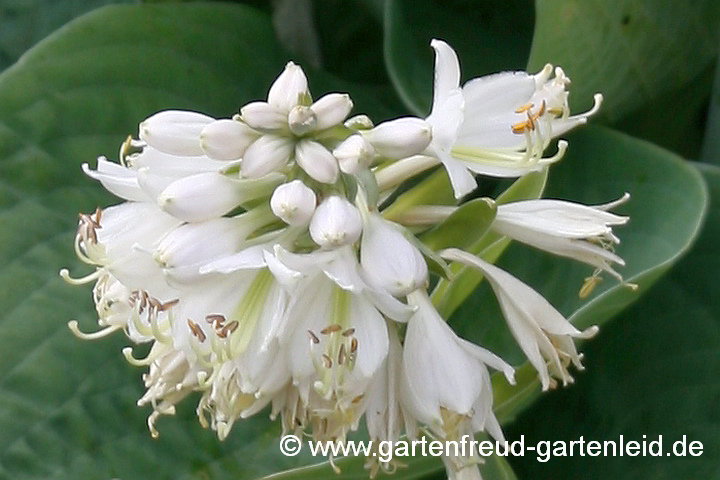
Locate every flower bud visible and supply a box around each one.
[240,102,287,131]
[361,214,428,296]
[267,61,310,112]
[200,119,258,160]
[362,117,432,159]
[157,172,243,222]
[309,196,362,248]
[333,134,375,174]
[241,135,294,179]
[139,110,214,156]
[288,105,317,136]
[311,93,353,131]
[270,180,317,226]
[295,140,339,184]
[344,114,374,130]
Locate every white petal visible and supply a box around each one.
[82,159,149,202]
[430,39,461,113]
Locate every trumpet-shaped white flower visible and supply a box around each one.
[426,39,601,197]
[441,248,598,390]
[492,194,630,281]
[402,289,514,478]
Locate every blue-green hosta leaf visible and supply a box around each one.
[528,0,720,122]
[505,163,720,480]
[450,126,707,424]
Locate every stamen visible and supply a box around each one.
[221,321,238,337]
[67,320,121,340]
[578,275,602,299]
[350,337,358,354]
[308,330,320,344]
[341,328,355,337]
[59,268,103,285]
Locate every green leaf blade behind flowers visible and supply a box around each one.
[528,0,720,123]
[448,126,707,425]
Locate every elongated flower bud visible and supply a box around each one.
[309,195,362,248]
[267,61,310,112]
[200,119,259,160]
[333,134,375,174]
[363,117,432,159]
[139,110,214,156]
[270,180,317,226]
[361,214,428,296]
[295,140,339,184]
[157,172,274,222]
[310,93,353,131]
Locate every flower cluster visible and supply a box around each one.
[63,40,629,480]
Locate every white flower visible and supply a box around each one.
[425,39,601,197]
[492,194,630,281]
[270,179,318,226]
[360,213,428,296]
[401,289,514,478]
[309,195,363,248]
[238,62,353,183]
[441,248,599,390]
[139,110,214,156]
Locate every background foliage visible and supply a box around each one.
[0,1,717,479]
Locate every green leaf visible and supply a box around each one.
[420,197,497,251]
[505,163,720,479]
[0,0,130,72]
[384,0,535,115]
[528,0,720,122]
[449,126,707,424]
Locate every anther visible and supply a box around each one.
[308,330,320,344]
[515,102,533,113]
[321,324,342,335]
[337,343,346,365]
[350,337,358,354]
[187,319,207,343]
[322,354,333,368]
[341,328,355,337]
